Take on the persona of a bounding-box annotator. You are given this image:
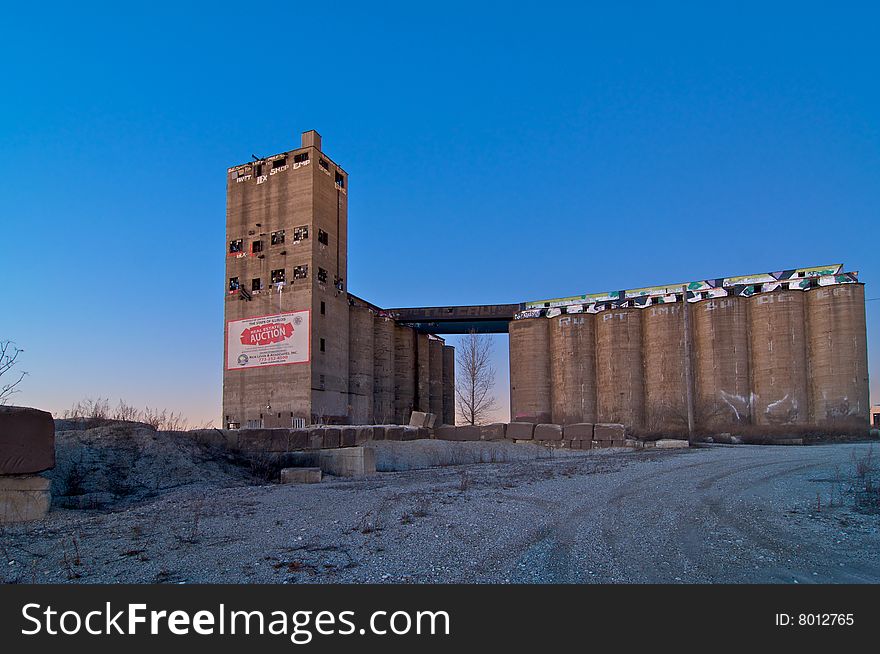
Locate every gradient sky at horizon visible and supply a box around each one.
[1,2,878,425]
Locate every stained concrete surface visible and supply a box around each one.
[1,443,878,583]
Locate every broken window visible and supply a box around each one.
[335,171,345,188]
[334,276,345,291]
[229,239,243,253]
[319,158,329,171]
[294,152,309,164]
[293,226,309,241]
[317,268,328,284]
[318,229,329,245]
[236,168,248,178]
[272,157,286,169]
[320,301,326,315]
[320,338,326,352]
[293,265,309,280]
[271,230,285,245]
[228,277,240,291]
[252,240,263,253]
[251,278,262,292]
[254,163,263,177]
[271,269,285,284]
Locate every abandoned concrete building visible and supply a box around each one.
[223,131,454,429]
[224,131,869,434]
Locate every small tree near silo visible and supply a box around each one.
[455,330,497,425]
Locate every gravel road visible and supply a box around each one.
[2,442,878,584]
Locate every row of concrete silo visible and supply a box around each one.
[509,284,869,432]
[348,305,454,425]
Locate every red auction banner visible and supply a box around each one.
[225,310,310,370]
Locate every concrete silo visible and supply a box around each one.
[596,308,645,429]
[642,304,687,432]
[442,345,456,426]
[429,338,444,420]
[347,305,374,424]
[692,297,751,429]
[549,314,597,425]
[805,284,869,427]
[393,325,416,424]
[509,318,552,423]
[748,290,809,425]
[372,315,396,424]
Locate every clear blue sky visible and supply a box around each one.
[2,1,878,424]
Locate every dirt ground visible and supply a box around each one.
[1,425,878,584]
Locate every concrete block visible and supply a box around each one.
[384,426,404,441]
[594,423,626,441]
[323,428,341,449]
[624,439,644,449]
[480,423,507,441]
[238,429,288,452]
[0,474,50,523]
[402,426,420,441]
[564,423,594,441]
[534,424,563,441]
[307,429,324,450]
[280,467,322,484]
[435,425,480,441]
[318,447,376,477]
[425,413,437,428]
[434,426,455,440]
[507,422,535,440]
[409,411,429,427]
[340,427,357,448]
[354,426,375,445]
[654,439,689,449]
[288,429,310,450]
[0,406,55,474]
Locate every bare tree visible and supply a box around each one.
[0,340,27,405]
[455,330,497,425]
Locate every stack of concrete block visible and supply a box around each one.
[534,424,563,446]
[434,425,480,441]
[282,447,377,478]
[563,423,594,450]
[0,406,55,524]
[593,423,626,448]
[479,423,507,441]
[408,411,437,428]
[506,422,536,442]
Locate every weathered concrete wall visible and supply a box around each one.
[394,325,416,425]
[428,338,444,421]
[372,316,396,424]
[442,345,455,425]
[223,131,349,426]
[509,318,551,423]
[348,305,374,424]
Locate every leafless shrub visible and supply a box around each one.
[57,455,88,496]
[61,397,111,420]
[359,510,382,534]
[412,498,430,518]
[458,470,471,492]
[853,446,874,478]
[0,340,27,405]
[112,399,141,422]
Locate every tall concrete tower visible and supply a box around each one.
[223,130,350,428]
